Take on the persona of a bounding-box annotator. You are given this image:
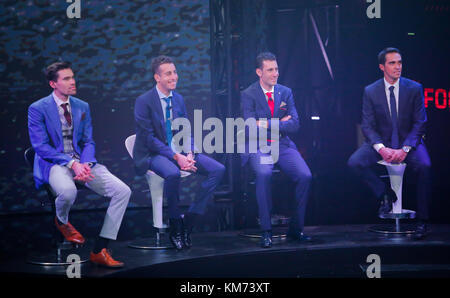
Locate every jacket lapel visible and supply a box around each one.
[254,83,272,118]
[45,95,63,145]
[398,77,406,122]
[273,84,281,118]
[376,79,391,126]
[70,98,80,145]
[150,87,165,136]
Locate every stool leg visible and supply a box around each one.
[395,218,400,233]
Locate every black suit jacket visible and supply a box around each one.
[361,77,427,148]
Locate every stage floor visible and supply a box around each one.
[1,224,450,278]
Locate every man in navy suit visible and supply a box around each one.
[133,55,225,250]
[241,52,312,248]
[348,48,431,238]
[28,62,131,267]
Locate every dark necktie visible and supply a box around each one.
[266,92,274,117]
[389,86,399,149]
[163,97,173,146]
[61,103,72,127]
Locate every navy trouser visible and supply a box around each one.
[248,144,312,231]
[149,153,225,219]
[347,143,431,220]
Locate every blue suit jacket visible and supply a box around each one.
[28,94,97,189]
[240,81,300,166]
[133,86,193,176]
[361,77,427,148]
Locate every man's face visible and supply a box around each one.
[379,52,402,82]
[49,68,76,96]
[256,60,279,88]
[154,63,178,92]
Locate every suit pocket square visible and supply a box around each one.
[279,101,287,108]
[81,112,86,121]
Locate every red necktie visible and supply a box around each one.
[266,92,274,117]
[61,103,72,127]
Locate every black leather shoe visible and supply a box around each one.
[260,231,272,248]
[169,218,184,251]
[287,230,313,242]
[182,213,198,249]
[413,222,429,240]
[378,188,396,216]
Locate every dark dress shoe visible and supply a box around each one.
[378,188,397,216]
[182,213,198,249]
[287,230,313,242]
[260,231,272,248]
[413,222,428,240]
[169,218,185,250]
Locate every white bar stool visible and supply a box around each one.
[369,160,416,235]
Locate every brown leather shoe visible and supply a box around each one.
[90,248,124,268]
[54,217,85,244]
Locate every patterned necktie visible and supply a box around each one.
[389,86,399,149]
[163,96,173,146]
[266,92,274,117]
[61,103,72,127]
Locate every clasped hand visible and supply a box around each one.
[379,147,407,164]
[71,161,95,182]
[174,152,197,172]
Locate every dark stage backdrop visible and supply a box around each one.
[0,0,211,214]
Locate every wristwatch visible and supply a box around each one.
[402,146,411,153]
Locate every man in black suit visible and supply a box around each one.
[133,55,225,250]
[348,47,431,238]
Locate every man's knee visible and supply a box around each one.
[255,167,273,179]
[58,186,77,203]
[214,163,226,178]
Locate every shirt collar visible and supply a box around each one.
[156,85,173,100]
[52,91,71,107]
[260,84,275,95]
[384,77,400,92]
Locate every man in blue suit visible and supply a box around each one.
[241,52,312,248]
[348,48,431,239]
[133,55,225,250]
[28,62,131,267]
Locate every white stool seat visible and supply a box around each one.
[125,135,191,230]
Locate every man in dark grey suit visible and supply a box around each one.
[348,47,431,238]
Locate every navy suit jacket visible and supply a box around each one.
[240,81,300,166]
[133,86,193,176]
[361,77,427,148]
[28,94,97,189]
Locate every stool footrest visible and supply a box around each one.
[379,209,416,219]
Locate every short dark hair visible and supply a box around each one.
[151,55,175,74]
[378,47,401,65]
[256,52,277,69]
[45,61,72,82]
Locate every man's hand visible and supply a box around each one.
[281,115,291,122]
[391,149,407,163]
[256,120,268,128]
[378,147,395,163]
[72,161,94,182]
[174,153,197,172]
